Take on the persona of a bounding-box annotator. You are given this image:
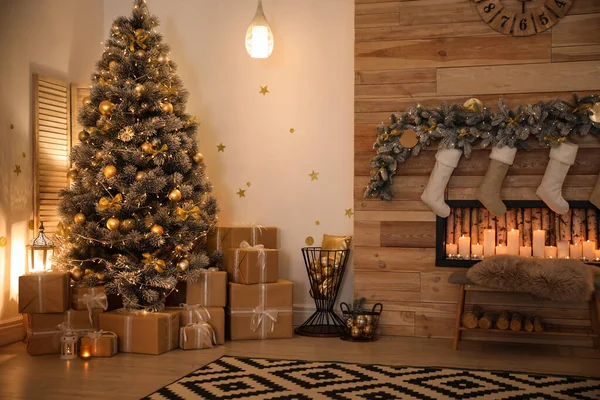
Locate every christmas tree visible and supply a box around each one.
[55,0,219,311]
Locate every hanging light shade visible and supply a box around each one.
[26,222,54,272]
[245,0,274,59]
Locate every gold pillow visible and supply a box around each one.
[321,234,352,250]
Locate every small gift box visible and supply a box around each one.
[25,321,86,356]
[224,242,279,284]
[179,322,218,350]
[71,286,107,311]
[81,330,118,357]
[186,270,227,307]
[24,308,102,333]
[19,271,70,314]
[227,280,293,341]
[168,305,225,345]
[98,309,179,355]
[208,226,278,254]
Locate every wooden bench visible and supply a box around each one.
[449,271,600,350]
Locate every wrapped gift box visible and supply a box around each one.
[208,226,278,254]
[23,308,102,332]
[227,280,293,340]
[26,331,61,356]
[19,272,70,314]
[186,270,227,307]
[179,322,219,350]
[168,306,225,345]
[81,331,118,357]
[224,246,278,284]
[98,309,179,355]
[71,286,107,311]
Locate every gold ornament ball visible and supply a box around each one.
[322,266,333,278]
[312,271,322,283]
[135,171,147,181]
[157,54,169,64]
[177,259,190,271]
[70,268,84,281]
[121,218,136,231]
[106,217,120,231]
[192,152,204,164]
[463,98,483,112]
[95,150,106,160]
[108,60,119,71]
[95,273,106,282]
[134,83,144,96]
[161,102,174,114]
[355,315,368,328]
[346,317,354,328]
[82,97,91,107]
[351,325,362,338]
[135,49,146,59]
[103,165,117,179]
[73,213,86,224]
[168,189,182,202]
[366,315,373,324]
[400,129,419,149]
[141,142,153,154]
[590,102,600,123]
[174,245,184,252]
[150,224,164,236]
[363,323,374,336]
[99,100,115,116]
[78,130,90,141]
[67,169,78,182]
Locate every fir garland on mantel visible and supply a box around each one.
[364,94,600,201]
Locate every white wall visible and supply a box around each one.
[103,0,355,310]
[0,0,104,330]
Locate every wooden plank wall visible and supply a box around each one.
[354,0,600,345]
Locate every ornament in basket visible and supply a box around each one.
[340,299,382,342]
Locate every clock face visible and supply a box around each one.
[473,0,572,36]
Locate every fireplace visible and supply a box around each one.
[435,200,600,267]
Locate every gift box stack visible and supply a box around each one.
[19,272,112,356]
[209,226,294,340]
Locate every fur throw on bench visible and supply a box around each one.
[466,255,594,302]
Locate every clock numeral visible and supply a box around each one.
[484,3,496,13]
[539,12,549,25]
[500,15,510,27]
[545,0,571,18]
[519,17,528,30]
[476,0,502,23]
[533,5,558,32]
[554,0,567,8]
[512,12,536,36]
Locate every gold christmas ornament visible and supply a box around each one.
[135,171,147,181]
[73,213,86,224]
[161,102,174,114]
[118,126,135,142]
[141,142,153,154]
[312,271,322,283]
[103,165,117,179]
[346,317,354,328]
[366,315,373,324]
[174,244,184,253]
[590,102,600,123]
[78,130,90,141]
[135,49,147,59]
[363,323,374,336]
[320,278,333,296]
[70,268,84,281]
[82,97,91,107]
[95,150,106,160]
[310,260,321,271]
[88,127,103,136]
[322,234,352,251]
[150,224,164,236]
[157,54,169,64]
[168,189,182,202]
[106,217,120,231]
[99,100,115,116]
[134,83,144,96]
[177,259,190,271]
[355,315,368,328]
[463,98,483,112]
[400,129,419,149]
[108,60,119,71]
[351,325,362,338]
[95,273,106,284]
[121,218,136,231]
[192,152,204,164]
[322,266,333,278]
[67,169,78,182]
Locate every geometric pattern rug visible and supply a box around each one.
[142,356,600,400]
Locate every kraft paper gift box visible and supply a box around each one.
[23,308,102,333]
[208,226,278,254]
[71,286,107,311]
[98,309,179,355]
[81,331,118,357]
[224,244,279,284]
[26,331,61,356]
[179,322,220,350]
[168,305,225,345]
[227,280,293,340]
[185,270,227,307]
[19,272,70,314]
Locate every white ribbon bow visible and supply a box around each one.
[250,304,279,333]
[86,330,118,354]
[181,322,216,348]
[179,303,211,323]
[238,241,266,282]
[82,292,108,328]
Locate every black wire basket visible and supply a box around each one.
[295,247,350,337]
[339,302,383,342]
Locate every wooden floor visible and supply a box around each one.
[1,336,599,399]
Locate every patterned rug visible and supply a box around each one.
[143,356,600,400]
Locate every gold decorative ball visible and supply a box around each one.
[351,325,362,338]
[320,279,333,297]
[99,100,115,116]
[312,271,322,283]
[463,98,483,112]
[322,266,333,278]
[122,218,136,231]
[192,152,204,164]
[590,102,600,123]
[108,60,119,71]
[157,54,169,64]
[135,171,147,181]
[106,217,120,231]
[174,245,184,253]
[88,127,103,136]
[67,169,78,182]
[103,165,117,179]
[355,315,368,328]
[177,259,190,271]
[134,83,144,96]
[141,142,153,154]
[78,130,90,141]
[346,317,354,328]
[95,150,106,160]
[95,273,106,283]
[82,97,91,107]
[400,129,419,149]
[366,315,373,324]
[321,256,330,267]
[161,102,174,114]
[150,224,164,236]
[363,323,374,336]
[70,268,84,281]
[168,189,182,202]
[135,49,146,59]
[74,213,86,224]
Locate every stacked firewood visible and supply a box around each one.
[461,306,545,332]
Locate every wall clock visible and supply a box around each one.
[474,0,572,36]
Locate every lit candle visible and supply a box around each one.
[458,235,471,259]
[532,230,546,258]
[519,246,532,257]
[595,249,600,261]
[582,240,596,260]
[557,240,569,258]
[507,229,520,255]
[483,229,496,257]
[495,244,507,255]
[570,242,583,259]
[81,344,92,360]
[544,246,557,259]
[471,243,483,258]
[445,243,458,257]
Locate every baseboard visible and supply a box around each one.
[293,305,316,327]
[0,316,25,347]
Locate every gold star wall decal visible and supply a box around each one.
[14,165,21,176]
[259,86,270,96]
[309,171,319,181]
[246,182,252,187]
[305,236,315,246]
[217,143,226,152]
[315,220,320,226]
[236,188,246,198]
[345,208,354,218]
[289,128,295,134]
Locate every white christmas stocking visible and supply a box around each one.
[536,142,579,215]
[476,146,518,216]
[421,148,463,218]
